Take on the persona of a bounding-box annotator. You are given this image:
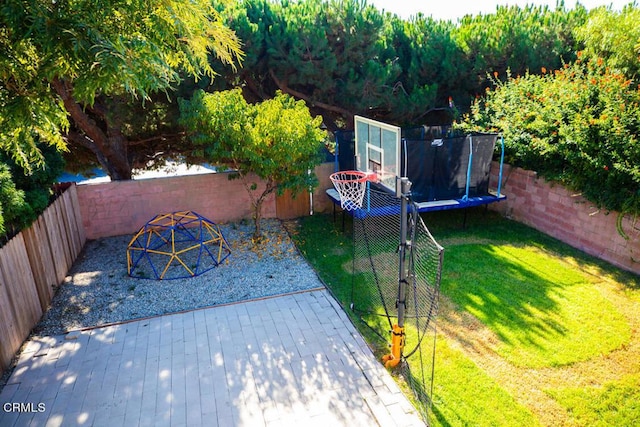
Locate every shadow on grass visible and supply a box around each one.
[442,244,570,347]
[440,242,631,368]
[306,210,635,368]
[292,211,638,425]
[422,208,640,290]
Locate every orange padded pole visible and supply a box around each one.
[382,324,405,369]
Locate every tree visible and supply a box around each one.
[218,0,439,130]
[179,89,326,238]
[0,0,243,180]
[453,4,586,99]
[575,4,640,79]
[0,163,27,238]
[0,143,65,228]
[214,0,594,130]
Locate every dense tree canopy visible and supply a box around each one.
[211,0,589,129]
[575,4,640,78]
[0,0,243,180]
[0,145,64,239]
[2,0,639,238]
[452,4,586,97]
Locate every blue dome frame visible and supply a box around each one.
[127,211,231,280]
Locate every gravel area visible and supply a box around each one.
[32,218,324,336]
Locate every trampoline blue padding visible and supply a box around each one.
[326,188,506,218]
[414,193,506,212]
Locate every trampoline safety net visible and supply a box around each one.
[336,131,501,204]
[403,134,498,203]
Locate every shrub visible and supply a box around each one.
[459,57,640,217]
[575,5,640,79]
[0,162,29,238]
[0,144,65,241]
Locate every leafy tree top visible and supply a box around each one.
[0,0,243,174]
[575,4,640,79]
[179,88,326,237]
[180,88,325,192]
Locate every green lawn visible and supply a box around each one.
[289,209,640,427]
[444,243,630,368]
[547,374,640,426]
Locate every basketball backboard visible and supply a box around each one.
[354,115,401,193]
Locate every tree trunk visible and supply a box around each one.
[253,196,264,240]
[51,78,132,180]
[241,176,276,241]
[252,184,276,240]
[268,68,354,131]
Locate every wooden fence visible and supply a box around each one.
[0,184,85,374]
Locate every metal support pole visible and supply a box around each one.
[383,177,411,369]
[397,177,411,329]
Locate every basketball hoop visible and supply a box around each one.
[330,170,376,211]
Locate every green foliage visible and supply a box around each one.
[180,88,253,160]
[0,23,69,173]
[460,58,640,216]
[218,0,454,127]
[1,144,65,213]
[249,92,327,194]
[216,0,591,128]
[4,0,637,187]
[443,243,630,368]
[575,5,640,79]
[179,88,326,236]
[547,375,640,427]
[220,0,422,127]
[453,4,586,93]
[0,0,242,178]
[0,162,27,237]
[0,144,65,240]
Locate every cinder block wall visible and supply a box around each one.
[76,172,276,239]
[75,162,640,275]
[489,163,640,275]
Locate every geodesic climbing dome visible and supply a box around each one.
[127,211,231,280]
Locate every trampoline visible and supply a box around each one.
[329,130,506,225]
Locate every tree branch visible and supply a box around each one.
[129,132,187,146]
[50,78,109,154]
[66,130,112,173]
[51,78,132,179]
[269,68,354,123]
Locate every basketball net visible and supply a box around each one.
[329,170,376,211]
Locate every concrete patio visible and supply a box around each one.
[0,289,425,426]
